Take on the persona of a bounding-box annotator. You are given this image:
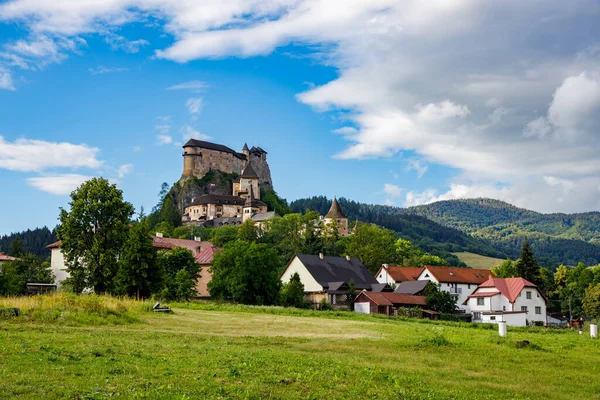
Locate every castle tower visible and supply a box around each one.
[242,143,250,157]
[237,162,260,200]
[324,197,349,237]
[242,185,267,222]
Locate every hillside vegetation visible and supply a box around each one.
[452,252,506,270]
[403,198,600,266]
[2,298,600,399]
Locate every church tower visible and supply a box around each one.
[324,197,349,236]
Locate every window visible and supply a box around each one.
[521,306,528,312]
[526,291,532,300]
[535,306,542,315]
[477,298,485,306]
[468,284,471,289]
[473,312,481,320]
[490,316,496,321]
[503,306,506,311]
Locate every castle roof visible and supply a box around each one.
[325,198,347,219]
[249,146,267,155]
[241,163,259,179]
[242,143,249,151]
[188,194,246,207]
[244,185,267,208]
[183,139,247,160]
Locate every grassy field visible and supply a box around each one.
[453,251,506,270]
[1,295,600,399]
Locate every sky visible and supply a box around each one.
[1,0,600,235]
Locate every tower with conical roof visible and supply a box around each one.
[234,162,261,201]
[242,185,268,222]
[324,197,349,236]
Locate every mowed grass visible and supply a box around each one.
[453,251,507,270]
[1,297,600,399]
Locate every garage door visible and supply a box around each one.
[354,302,370,314]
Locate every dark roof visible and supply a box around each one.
[202,217,242,228]
[371,283,394,292]
[249,146,267,155]
[242,143,249,151]
[188,194,246,207]
[244,186,267,208]
[241,163,259,179]
[294,254,378,290]
[394,280,428,295]
[325,198,347,219]
[251,211,278,222]
[183,139,247,160]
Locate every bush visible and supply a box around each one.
[319,298,332,311]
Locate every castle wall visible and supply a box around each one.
[183,147,246,178]
[185,204,241,221]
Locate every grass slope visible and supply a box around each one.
[453,252,506,270]
[1,297,600,399]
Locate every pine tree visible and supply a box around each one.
[516,241,540,284]
[8,237,24,257]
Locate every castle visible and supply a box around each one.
[182,139,273,189]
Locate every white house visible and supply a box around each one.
[280,253,378,307]
[375,265,424,286]
[464,277,548,327]
[417,266,493,313]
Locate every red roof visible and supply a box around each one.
[45,237,216,265]
[0,252,18,261]
[377,266,424,282]
[355,291,427,307]
[476,277,543,304]
[467,291,501,298]
[422,266,493,284]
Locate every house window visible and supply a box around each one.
[526,291,532,300]
[490,316,496,321]
[477,298,484,306]
[535,306,542,315]
[521,306,528,312]
[503,306,506,311]
[468,284,471,289]
[473,312,481,320]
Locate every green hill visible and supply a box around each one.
[452,252,506,270]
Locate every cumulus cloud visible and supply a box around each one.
[26,174,93,195]
[0,136,102,172]
[416,100,470,122]
[383,183,402,197]
[117,163,133,178]
[156,134,172,145]
[181,125,211,142]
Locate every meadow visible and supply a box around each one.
[1,294,599,399]
[453,252,506,270]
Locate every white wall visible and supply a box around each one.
[481,312,527,327]
[50,248,69,286]
[417,268,478,313]
[280,256,323,293]
[355,302,370,314]
[512,288,547,324]
[376,267,394,285]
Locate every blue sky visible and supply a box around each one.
[1,1,600,235]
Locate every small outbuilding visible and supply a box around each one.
[354,291,427,315]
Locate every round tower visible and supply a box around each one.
[324,197,349,236]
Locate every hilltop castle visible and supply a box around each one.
[182,139,273,189]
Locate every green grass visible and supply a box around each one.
[1,296,600,399]
[453,251,507,270]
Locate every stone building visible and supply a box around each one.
[324,197,349,236]
[182,139,273,189]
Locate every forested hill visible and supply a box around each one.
[291,196,600,267]
[0,227,57,259]
[290,196,507,267]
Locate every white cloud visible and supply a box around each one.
[0,136,102,172]
[383,183,402,197]
[167,80,208,91]
[155,124,170,134]
[405,158,428,178]
[104,33,148,53]
[3,34,85,69]
[181,125,211,142]
[117,163,133,178]
[156,134,172,145]
[524,116,552,139]
[332,126,358,135]
[186,97,203,115]
[416,100,470,122]
[26,174,93,195]
[88,65,127,75]
[0,67,15,90]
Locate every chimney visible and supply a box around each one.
[156,232,163,238]
[319,253,324,259]
[382,263,388,268]
[489,274,493,280]
[346,255,351,261]
[194,236,202,242]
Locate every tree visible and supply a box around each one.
[516,241,539,284]
[343,223,398,274]
[583,283,600,320]
[237,219,258,242]
[115,220,161,299]
[0,262,22,295]
[8,237,24,257]
[58,178,134,293]
[208,226,239,247]
[158,195,182,227]
[156,247,201,301]
[491,259,518,278]
[280,272,305,307]
[0,254,53,295]
[424,282,457,313]
[209,240,280,305]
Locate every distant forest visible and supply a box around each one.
[0,227,56,259]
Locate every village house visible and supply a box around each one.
[375,265,424,286]
[416,265,493,313]
[46,234,219,297]
[354,291,427,315]
[0,252,19,266]
[464,277,548,327]
[393,280,428,296]
[280,253,378,308]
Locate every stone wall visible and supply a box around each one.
[248,152,273,190]
[183,147,246,178]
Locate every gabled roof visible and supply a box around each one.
[241,163,259,179]
[0,252,19,262]
[183,139,247,160]
[476,277,545,304]
[355,291,427,307]
[196,246,220,264]
[251,211,278,222]
[371,283,394,293]
[394,280,428,295]
[325,198,347,219]
[378,266,424,282]
[422,266,492,284]
[292,254,378,290]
